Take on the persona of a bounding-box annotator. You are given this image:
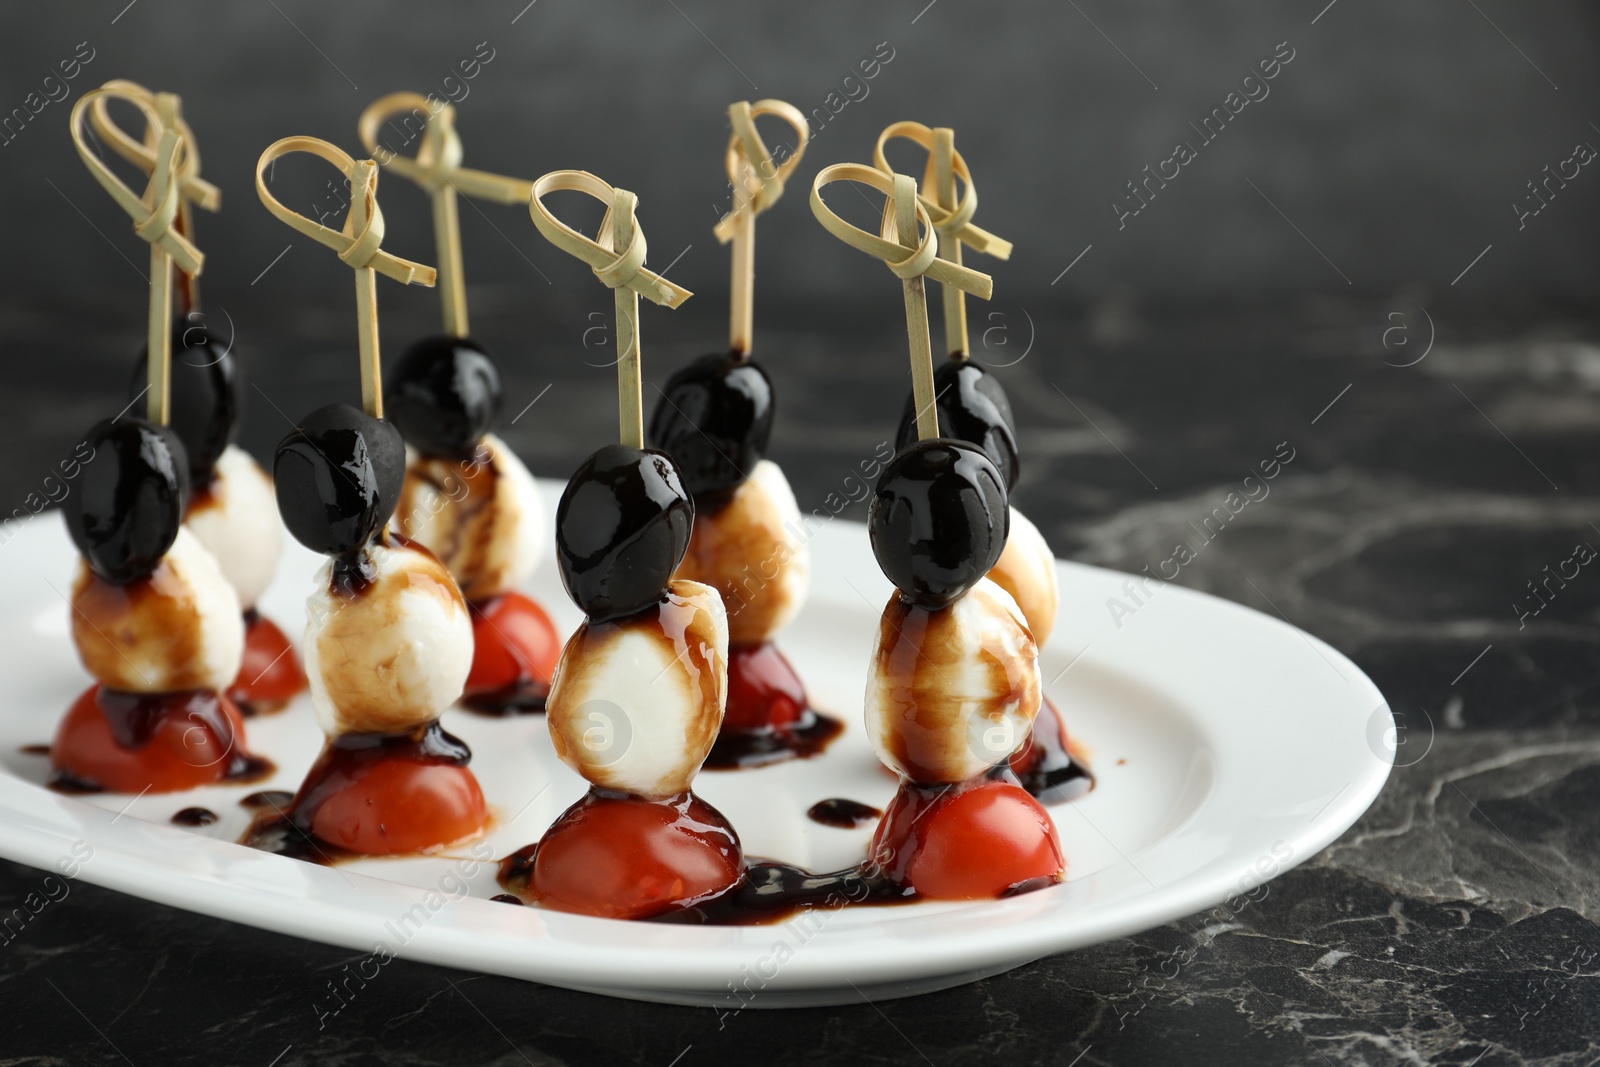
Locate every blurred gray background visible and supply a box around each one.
[2,0,1599,314]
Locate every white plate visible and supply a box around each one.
[0,482,1391,1008]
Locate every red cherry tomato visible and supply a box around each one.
[307,758,488,855]
[724,642,807,733]
[51,685,247,794]
[871,777,1064,900]
[531,791,742,919]
[229,612,307,713]
[464,592,560,698]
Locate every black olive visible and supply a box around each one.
[895,359,1019,491]
[273,403,405,558]
[555,444,693,623]
[868,439,1009,610]
[130,316,242,488]
[64,417,190,585]
[384,334,503,460]
[647,351,773,506]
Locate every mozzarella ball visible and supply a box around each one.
[864,577,1040,784]
[71,525,243,693]
[303,539,473,736]
[546,579,727,799]
[987,506,1059,646]
[675,459,809,647]
[183,444,283,610]
[394,433,544,603]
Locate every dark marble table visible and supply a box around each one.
[3,290,1597,1066]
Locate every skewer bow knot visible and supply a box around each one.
[872,121,1012,260]
[255,136,437,286]
[529,171,691,307]
[87,80,221,215]
[358,92,533,205]
[809,163,991,299]
[712,99,810,245]
[69,87,204,277]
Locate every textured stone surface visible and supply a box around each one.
[2,292,1598,1065]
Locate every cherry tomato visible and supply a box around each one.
[306,757,488,855]
[724,642,806,733]
[531,791,742,919]
[871,777,1064,900]
[51,685,247,794]
[228,612,307,714]
[463,592,560,698]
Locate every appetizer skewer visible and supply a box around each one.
[90,82,307,715]
[248,137,487,857]
[811,163,1064,898]
[499,173,746,919]
[647,100,840,768]
[52,87,267,794]
[874,123,1086,802]
[358,95,560,715]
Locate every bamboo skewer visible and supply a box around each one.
[872,122,1012,362]
[87,82,220,314]
[254,136,439,420]
[358,93,537,340]
[528,170,693,447]
[714,99,809,359]
[808,163,993,443]
[70,86,209,427]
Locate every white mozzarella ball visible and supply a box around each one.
[864,577,1041,784]
[303,539,473,737]
[987,506,1060,646]
[71,525,244,693]
[183,444,283,610]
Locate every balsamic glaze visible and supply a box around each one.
[554,444,693,622]
[489,893,524,906]
[239,790,294,810]
[1010,696,1094,804]
[63,418,190,585]
[19,744,50,756]
[806,798,882,828]
[647,351,774,506]
[868,440,1009,610]
[171,806,218,826]
[704,711,844,770]
[239,721,471,864]
[461,683,548,716]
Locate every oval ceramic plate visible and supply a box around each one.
[0,482,1391,1008]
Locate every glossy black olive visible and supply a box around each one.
[273,403,405,558]
[555,444,693,623]
[64,417,190,585]
[647,351,773,506]
[384,334,503,460]
[868,439,1009,610]
[895,359,1019,491]
[130,316,242,487]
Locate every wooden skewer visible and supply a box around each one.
[70,85,208,428]
[716,100,809,361]
[87,82,220,316]
[527,170,694,448]
[931,128,966,360]
[254,136,439,419]
[358,93,539,341]
[611,189,643,447]
[808,163,992,443]
[871,122,1012,363]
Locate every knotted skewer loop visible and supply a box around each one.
[71,86,208,426]
[712,99,809,357]
[87,81,219,315]
[810,164,993,442]
[873,121,1012,359]
[529,170,692,447]
[359,93,538,337]
[256,136,438,419]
